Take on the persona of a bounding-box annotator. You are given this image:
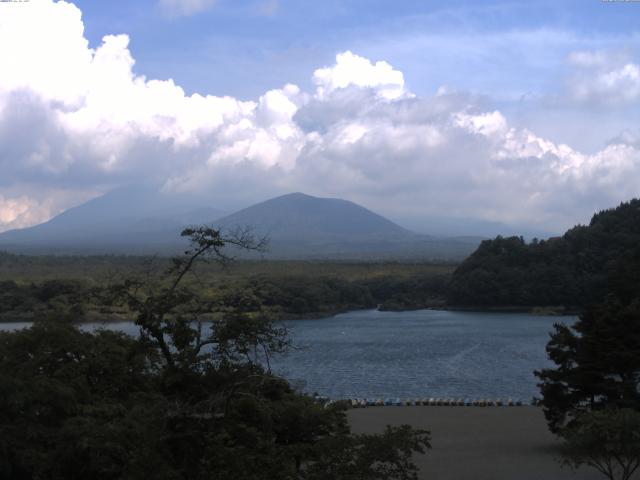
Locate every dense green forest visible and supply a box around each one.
[448,199,640,309]
[0,254,453,322]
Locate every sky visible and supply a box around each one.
[0,0,639,234]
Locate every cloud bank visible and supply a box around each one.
[567,50,640,107]
[0,1,639,234]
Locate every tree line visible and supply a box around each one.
[0,272,451,322]
[448,199,640,309]
[515,200,640,480]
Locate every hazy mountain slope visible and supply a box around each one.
[399,215,556,240]
[216,193,479,259]
[0,190,481,259]
[217,192,410,241]
[0,186,225,253]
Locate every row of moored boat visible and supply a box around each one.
[347,398,526,407]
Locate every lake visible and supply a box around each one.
[0,309,571,401]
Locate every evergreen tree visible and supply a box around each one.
[536,297,640,433]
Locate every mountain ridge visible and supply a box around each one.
[0,189,481,259]
[216,192,413,240]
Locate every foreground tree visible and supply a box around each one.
[0,321,166,480]
[536,246,640,480]
[0,227,431,479]
[559,408,640,480]
[535,297,640,433]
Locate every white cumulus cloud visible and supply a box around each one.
[567,50,640,107]
[0,1,639,234]
[0,192,64,232]
[313,51,409,101]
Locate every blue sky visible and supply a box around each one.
[0,0,639,234]
[72,0,640,151]
[73,1,637,97]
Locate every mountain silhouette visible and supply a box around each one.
[0,189,480,259]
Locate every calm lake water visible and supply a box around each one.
[0,309,572,401]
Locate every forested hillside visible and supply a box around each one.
[448,199,640,308]
[0,255,453,321]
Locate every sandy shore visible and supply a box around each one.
[348,407,604,480]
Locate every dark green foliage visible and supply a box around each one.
[535,298,640,433]
[0,253,454,321]
[534,217,640,433]
[362,275,449,310]
[0,321,163,480]
[531,203,640,477]
[0,227,431,479]
[213,273,449,317]
[0,279,89,319]
[304,424,430,480]
[559,408,640,480]
[220,276,376,316]
[449,199,640,307]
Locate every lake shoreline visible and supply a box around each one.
[0,304,579,324]
[437,305,580,316]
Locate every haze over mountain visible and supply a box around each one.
[214,192,483,259]
[0,186,225,254]
[397,215,557,241]
[0,189,482,259]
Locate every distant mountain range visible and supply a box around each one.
[0,188,482,259]
[0,186,225,254]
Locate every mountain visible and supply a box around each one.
[448,198,640,308]
[215,192,480,259]
[217,192,408,239]
[0,186,226,254]
[0,190,481,259]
